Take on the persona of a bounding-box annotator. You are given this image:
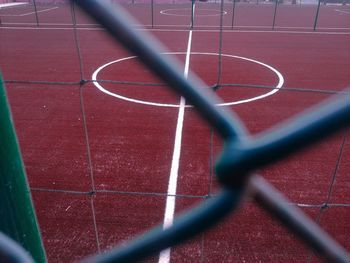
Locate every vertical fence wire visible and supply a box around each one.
[70,1,85,81]
[151,0,154,28]
[272,0,278,30]
[231,0,236,29]
[191,0,195,28]
[32,0,39,26]
[314,0,322,31]
[69,0,101,253]
[214,0,225,88]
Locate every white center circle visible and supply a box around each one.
[160,8,227,16]
[92,52,284,108]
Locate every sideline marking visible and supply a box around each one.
[158,6,195,263]
[92,52,284,107]
[160,7,227,16]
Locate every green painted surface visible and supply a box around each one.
[0,75,46,262]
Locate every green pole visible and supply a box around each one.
[0,75,46,263]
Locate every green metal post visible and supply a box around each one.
[0,76,46,263]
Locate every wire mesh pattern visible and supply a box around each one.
[0,0,350,262]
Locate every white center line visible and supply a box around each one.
[158,4,195,263]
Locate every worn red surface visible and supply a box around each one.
[1,2,350,263]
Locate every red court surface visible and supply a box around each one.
[1,1,350,262]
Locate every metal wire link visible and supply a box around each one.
[0,233,34,263]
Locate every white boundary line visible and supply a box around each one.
[0,6,58,17]
[158,5,195,263]
[91,52,284,107]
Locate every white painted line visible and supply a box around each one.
[1,6,58,17]
[158,6,195,263]
[91,52,284,107]
[19,7,58,17]
[335,9,350,15]
[184,30,193,79]
[158,97,185,263]
[160,7,227,17]
[92,55,179,108]
[0,2,27,9]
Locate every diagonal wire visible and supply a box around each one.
[307,130,348,263]
[323,130,348,205]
